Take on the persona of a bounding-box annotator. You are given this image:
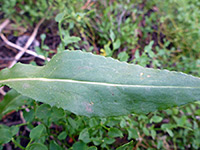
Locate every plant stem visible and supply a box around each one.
[12,138,25,150]
[26,139,33,149]
[58,21,65,49]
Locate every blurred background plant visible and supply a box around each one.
[0,0,199,149]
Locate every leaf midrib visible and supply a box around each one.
[0,78,199,89]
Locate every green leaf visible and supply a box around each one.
[113,39,121,50]
[150,115,163,123]
[49,141,63,150]
[104,44,112,56]
[0,51,200,117]
[27,143,48,150]
[30,124,46,141]
[63,36,81,46]
[89,118,99,127]
[23,109,35,123]
[116,141,134,150]
[151,129,156,139]
[110,30,115,42]
[118,51,129,62]
[40,34,46,41]
[103,137,115,144]
[0,125,12,144]
[88,146,97,150]
[10,126,19,136]
[36,104,51,120]
[55,12,65,22]
[127,128,138,140]
[0,89,30,117]
[108,128,123,138]
[91,137,102,145]
[72,141,87,150]
[68,117,78,130]
[166,128,174,137]
[35,47,44,56]
[79,128,90,143]
[51,106,65,122]
[58,131,67,140]
[143,127,150,136]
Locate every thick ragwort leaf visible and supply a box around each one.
[0,50,199,117]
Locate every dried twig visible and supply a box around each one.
[19,110,26,124]
[0,19,10,33]
[0,19,10,96]
[0,34,50,61]
[0,18,50,96]
[0,87,6,96]
[9,18,45,68]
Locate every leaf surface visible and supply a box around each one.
[0,89,31,117]
[0,50,200,117]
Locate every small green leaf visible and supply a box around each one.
[110,30,115,42]
[103,137,115,144]
[30,124,46,141]
[108,128,123,138]
[113,39,121,50]
[151,129,156,139]
[68,117,78,130]
[36,104,51,120]
[104,44,112,56]
[58,131,67,140]
[79,128,90,143]
[89,118,99,127]
[92,137,102,146]
[0,125,12,144]
[120,119,126,128]
[88,146,97,150]
[0,89,30,117]
[55,12,65,22]
[127,128,138,140]
[10,126,19,136]
[118,51,129,62]
[116,141,134,150]
[63,36,81,46]
[23,109,35,123]
[42,45,50,50]
[40,34,46,41]
[143,127,150,136]
[150,115,163,123]
[49,141,63,150]
[51,107,65,122]
[166,128,174,137]
[35,47,44,56]
[27,143,48,150]
[72,141,87,150]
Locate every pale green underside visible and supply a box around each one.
[0,50,200,117]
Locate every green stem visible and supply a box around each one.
[16,123,28,127]
[101,124,110,131]
[26,139,33,149]
[58,21,65,49]
[12,138,25,150]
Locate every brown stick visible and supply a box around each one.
[0,18,50,96]
[0,33,50,61]
[0,19,10,33]
[0,19,10,96]
[9,18,45,68]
